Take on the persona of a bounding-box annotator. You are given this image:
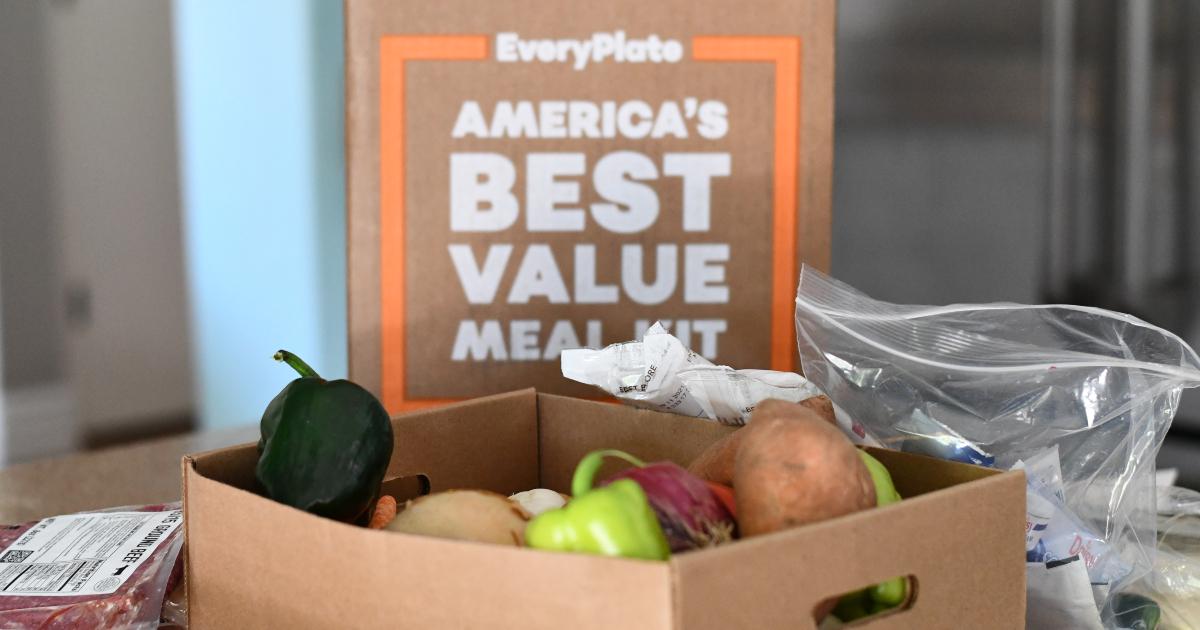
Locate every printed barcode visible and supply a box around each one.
[0,550,32,563]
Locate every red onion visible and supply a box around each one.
[605,461,737,552]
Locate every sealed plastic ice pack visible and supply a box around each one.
[562,321,823,425]
[0,503,184,630]
[793,266,1200,612]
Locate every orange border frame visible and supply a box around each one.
[380,36,489,412]
[693,37,803,374]
[379,35,803,413]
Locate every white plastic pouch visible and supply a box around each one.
[562,321,823,425]
[1027,557,1107,630]
[793,266,1200,616]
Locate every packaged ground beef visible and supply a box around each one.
[0,503,183,630]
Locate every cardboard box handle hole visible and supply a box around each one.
[811,575,918,628]
[379,473,431,503]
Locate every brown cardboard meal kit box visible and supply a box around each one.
[345,0,836,414]
[183,390,1027,629]
[185,2,1023,626]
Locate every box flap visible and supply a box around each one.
[386,388,539,494]
[536,393,737,493]
[864,446,1000,498]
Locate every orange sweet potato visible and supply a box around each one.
[799,395,837,426]
[734,399,875,537]
[686,396,836,487]
[687,429,743,487]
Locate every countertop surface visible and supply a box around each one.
[0,425,259,524]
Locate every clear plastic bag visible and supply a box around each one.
[0,503,184,630]
[793,266,1200,618]
[1124,486,1200,628]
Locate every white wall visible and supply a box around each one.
[174,0,347,429]
[0,253,6,468]
[0,0,75,465]
[43,0,194,435]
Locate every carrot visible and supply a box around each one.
[367,495,398,529]
[704,481,737,519]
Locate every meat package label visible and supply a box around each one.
[0,510,181,597]
[347,1,834,411]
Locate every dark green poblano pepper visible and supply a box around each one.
[256,350,394,524]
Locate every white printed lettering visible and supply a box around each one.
[574,244,618,303]
[697,100,729,139]
[622,244,677,305]
[663,153,731,231]
[510,320,541,360]
[542,320,582,360]
[536,40,556,63]
[507,244,571,303]
[651,101,688,139]
[647,35,664,63]
[496,33,519,62]
[570,40,593,70]
[526,153,585,231]
[490,101,539,138]
[601,101,617,138]
[517,39,538,62]
[539,101,568,138]
[692,319,727,359]
[617,100,654,139]
[568,101,601,138]
[684,244,730,303]
[662,40,684,62]
[500,32,684,70]
[593,33,617,62]
[625,39,647,62]
[451,101,490,138]
[451,320,508,361]
[591,151,659,233]
[449,153,518,232]
[675,319,692,347]
[448,244,512,304]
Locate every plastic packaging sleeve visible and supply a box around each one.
[562,321,823,425]
[0,503,184,630]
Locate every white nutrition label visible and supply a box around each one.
[0,509,182,597]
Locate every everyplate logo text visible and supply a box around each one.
[496,31,684,70]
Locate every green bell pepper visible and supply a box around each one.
[860,450,902,507]
[255,350,394,524]
[833,451,907,622]
[525,450,670,560]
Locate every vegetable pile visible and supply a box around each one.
[252,355,909,625]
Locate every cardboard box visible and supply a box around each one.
[345,0,836,412]
[183,390,1026,629]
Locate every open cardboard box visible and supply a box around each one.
[183,389,1026,629]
